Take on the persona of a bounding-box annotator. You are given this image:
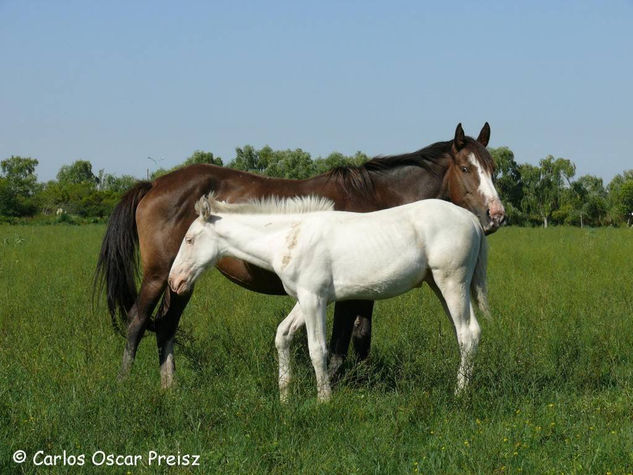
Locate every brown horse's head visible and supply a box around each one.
[444,123,505,233]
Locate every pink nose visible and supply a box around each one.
[168,275,183,293]
[169,273,190,295]
[488,200,506,225]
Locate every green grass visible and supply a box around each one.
[1,225,632,473]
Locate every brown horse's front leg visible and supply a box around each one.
[329,300,374,377]
[154,287,192,389]
[120,277,165,380]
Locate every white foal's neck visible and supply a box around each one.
[196,193,334,271]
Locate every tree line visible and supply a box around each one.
[490,148,633,227]
[1,146,632,226]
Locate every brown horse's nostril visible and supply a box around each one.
[491,211,506,227]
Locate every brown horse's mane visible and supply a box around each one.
[324,139,453,195]
[324,137,493,196]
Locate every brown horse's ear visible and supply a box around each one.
[453,123,466,151]
[194,196,212,220]
[477,122,491,147]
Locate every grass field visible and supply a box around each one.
[1,224,632,473]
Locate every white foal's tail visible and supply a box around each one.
[471,231,490,318]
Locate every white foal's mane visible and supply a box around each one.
[195,192,335,219]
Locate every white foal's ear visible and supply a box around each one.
[195,196,212,220]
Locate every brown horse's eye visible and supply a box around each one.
[461,166,470,173]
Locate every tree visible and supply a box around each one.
[183,150,223,167]
[519,156,575,227]
[57,160,97,186]
[230,146,315,178]
[230,145,267,174]
[0,156,40,216]
[607,170,633,225]
[489,147,524,224]
[1,156,39,196]
[567,175,607,227]
[230,146,369,179]
[38,179,117,218]
[37,163,137,217]
[97,170,137,193]
[313,151,369,174]
[264,148,315,179]
[0,178,17,216]
[518,163,541,225]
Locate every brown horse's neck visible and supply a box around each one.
[367,155,453,208]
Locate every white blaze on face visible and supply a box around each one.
[468,153,499,204]
[468,153,505,227]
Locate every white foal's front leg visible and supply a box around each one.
[274,303,305,403]
[298,291,331,402]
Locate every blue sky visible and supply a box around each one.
[1,1,631,183]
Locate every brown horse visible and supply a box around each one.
[95,123,505,387]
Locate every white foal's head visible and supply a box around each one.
[168,198,221,295]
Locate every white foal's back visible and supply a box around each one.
[273,199,484,302]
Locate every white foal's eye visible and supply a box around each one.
[185,236,193,245]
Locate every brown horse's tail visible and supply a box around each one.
[94,181,153,335]
[471,229,490,318]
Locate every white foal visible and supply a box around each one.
[169,194,489,402]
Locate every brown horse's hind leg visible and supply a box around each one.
[154,288,192,389]
[329,300,374,377]
[120,276,165,379]
[351,301,374,359]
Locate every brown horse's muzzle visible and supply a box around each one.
[484,200,506,234]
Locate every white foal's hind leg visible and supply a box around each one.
[298,291,331,402]
[431,271,481,395]
[274,303,305,403]
[462,301,481,391]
